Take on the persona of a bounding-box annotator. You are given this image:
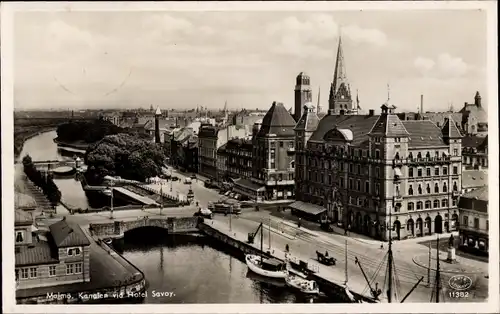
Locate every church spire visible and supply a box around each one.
[328,33,352,114]
[316,86,321,114]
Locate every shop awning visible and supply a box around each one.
[288,201,326,216]
[234,178,265,192]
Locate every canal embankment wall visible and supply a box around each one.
[198,221,375,303]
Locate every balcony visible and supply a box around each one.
[394,194,403,202]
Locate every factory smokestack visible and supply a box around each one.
[420,94,424,114]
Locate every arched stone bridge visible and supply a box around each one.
[89,216,200,239]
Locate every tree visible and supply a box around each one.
[85,133,166,184]
[56,119,134,143]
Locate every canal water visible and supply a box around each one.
[18,131,339,304]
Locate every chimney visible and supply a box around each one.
[368,109,375,117]
[420,95,423,114]
[340,109,345,116]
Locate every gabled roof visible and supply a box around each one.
[462,135,486,149]
[257,102,296,137]
[369,114,409,137]
[461,185,488,201]
[49,219,90,248]
[294,104,320,132]
[441,116,463,138]
[15,241,59,267]
[309,114,380,146]
[402,120,447,147]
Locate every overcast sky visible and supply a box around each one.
[13,9,487,112]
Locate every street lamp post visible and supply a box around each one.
[106,181,114,219]
[160,183,164,216]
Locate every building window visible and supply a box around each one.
[279,141,283,147]
[434,183,439,193]
[15,231,24,243]
[441,199,448,208]
[416,201,423,210]
[443,166,448,175]
[426,168,431,176]
[417,168,422,177]
[435,167,440,176]
[453,182,458,192]
[463,215,468,226]
[426,184,431,194]
[357,165,361,174]
[356,180,361,191]
[452,198,457,206]
[67,248,81,256]
[375,167,380,178]
[75,263,83,274]
[375,150,380,159]
[408,202,414,211]
[453,166,458,175]
[15,269,19,281]
[442,183,447,193]
[66,264,74,275]
[409,168,414,177]
[453,149,458,156]
[418,184,422,195]
[425,200,431,209]
[29,267,37,278]
[408,152,414,160]
[474,218,479,229]
[49,266,56,277]
[365,181,370,193]
[433,200,440,208]
[486,220,489,230]
[21,268,29,279]
[349,179,353,189]
[375,183,380,195]
[408,185,413,195]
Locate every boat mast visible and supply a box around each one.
[387,211,393,303]
[269,216,271,251]
[435,235,441,303]
[260,222,264,262]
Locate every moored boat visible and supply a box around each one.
[285,274,320,295]
[245,254,288,279]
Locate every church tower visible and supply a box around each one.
[328,35,353,115]
[294,72,313,122]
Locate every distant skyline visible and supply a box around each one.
[12,9,488,112]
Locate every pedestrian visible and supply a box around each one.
[380,243,384,249]
[285,244,289,253]
[344,228,348,236]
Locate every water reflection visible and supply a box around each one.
[120,229,339,304]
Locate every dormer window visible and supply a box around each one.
[417,152,422,159]
[67,248,81,256]
[15,231,24,243]
[408,152,413,160]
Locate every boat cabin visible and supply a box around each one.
[261,258,286,272]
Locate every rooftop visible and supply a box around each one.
[15,193,37,209]
[309,114,380,146]
[257,102,296,138]
[402,120,447,147]
[15,210,33,226]
[49,219,91,248]
[15,240,59,267]
[462,170,488,189]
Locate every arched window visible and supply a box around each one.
[434,183,439,193]
[418,184,422,195]
[453,181,458,192]
[426,152,431,159]
[442,199,448,207]
[417,152,422,159]
[425,200,432,209]
[408,185,414,195]
[433,200,440,208]
[408,202,414,211]
[395,152,400,160]
[408,152,413,160]
[426,184,431,194]
[443,182,447,193]
[416,201,423,210]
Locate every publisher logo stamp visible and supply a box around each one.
[449,275,473,291]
